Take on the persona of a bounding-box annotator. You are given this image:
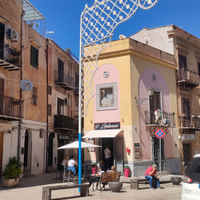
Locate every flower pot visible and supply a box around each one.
[124,168,130,177]
[3,178,19,188]
[92,167,96,174]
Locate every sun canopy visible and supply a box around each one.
[57,141,101,149]
[82,129,123,139]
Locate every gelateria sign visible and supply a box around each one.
[94,122,120,130]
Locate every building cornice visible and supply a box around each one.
[98,48,176,70]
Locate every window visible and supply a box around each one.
[30,45,39,68]
[179,54,187,70]
[57,98,64,115]
[58,58,64,82]
[48,86,52,95]
[39,130,44,138]
[198,62,200,76]
[149,91,161,124]
[96,83,117,111]
[48,104,51,116]
[32,87,38,105]
[75,72,79,92]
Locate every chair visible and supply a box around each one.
[63,165,75,183]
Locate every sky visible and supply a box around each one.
[29,0,200,59]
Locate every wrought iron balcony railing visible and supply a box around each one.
[55,70,74,90]
[54,115,73,130]
[178,114,200,128]
[0,42,21,68]
[144,110,175,126]
[0,95,21,118]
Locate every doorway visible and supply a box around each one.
[99,138,114,168]
[24,129,32,172]
[48,132,54,167]
[0,131,4,178]
[0,23,5,59]
[183,142,191,171]
[151,136,165,171]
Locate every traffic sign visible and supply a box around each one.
[155,129,165,139]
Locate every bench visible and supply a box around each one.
[92,171,121,191]
[42,183,89,200]
[130,178,156,190]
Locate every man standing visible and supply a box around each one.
[144,164,161,190]
[104,145,111,170]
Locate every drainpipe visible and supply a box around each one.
[45,38,49,173]
[17,10,25,159]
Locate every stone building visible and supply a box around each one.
[0,0,79,179]
[130,25,200,174]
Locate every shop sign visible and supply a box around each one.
[59,135,69,140]
[94,122,120,130]
[182,134,195,140]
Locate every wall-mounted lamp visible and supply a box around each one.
[121,118,124,123]
[135,86,154,106]
[90,120,93,124]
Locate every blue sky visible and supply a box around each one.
[30,0,200,58]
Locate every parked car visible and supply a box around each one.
[182,154,200,200]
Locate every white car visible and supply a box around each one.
[182,154,200,200]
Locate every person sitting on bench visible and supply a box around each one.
[89,165,107,190]
[144,164,161,190]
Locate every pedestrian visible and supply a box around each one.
[144,164,161,190]
[61,155,68,177]
[61,155,68,167]
[89,165,107,190]
[104,145,111,170]
[67,155,78,177]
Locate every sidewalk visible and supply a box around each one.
[0,172,182,200]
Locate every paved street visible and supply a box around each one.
[0,172,182,200]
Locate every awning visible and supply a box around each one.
[83,129,123,138]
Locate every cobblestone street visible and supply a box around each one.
[0,172,182,200]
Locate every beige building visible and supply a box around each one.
[0,0,79,179]
[131,25,200,173]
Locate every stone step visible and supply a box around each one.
[157,171,168,176]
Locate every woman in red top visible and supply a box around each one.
[144,164,160,190]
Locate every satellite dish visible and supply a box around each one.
[119,34,126,40]
[20,79,33,92]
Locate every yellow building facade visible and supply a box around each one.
[83,38,181,176]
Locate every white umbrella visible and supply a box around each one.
[57,141,101,149]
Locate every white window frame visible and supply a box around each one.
[96,82,117,111]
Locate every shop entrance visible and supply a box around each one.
[183,142,191,171]
[99,138,114,168]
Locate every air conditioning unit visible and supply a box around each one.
[8,28,19,42]
[64,98,71,106]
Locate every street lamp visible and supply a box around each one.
[135,86,154,106]
[78,0,158,187]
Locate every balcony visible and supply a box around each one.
[176,68,199,90]
[0,95,22,120]
[0,42,21,71]
[55,70,74,90]
[144,110,175,127]
[178,114,200,129]
[54,115,73,131]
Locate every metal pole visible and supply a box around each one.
[78,13,83,191]
[159,138,162,181]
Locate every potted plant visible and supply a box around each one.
[3,156,23,188]
[124,165,130,177]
